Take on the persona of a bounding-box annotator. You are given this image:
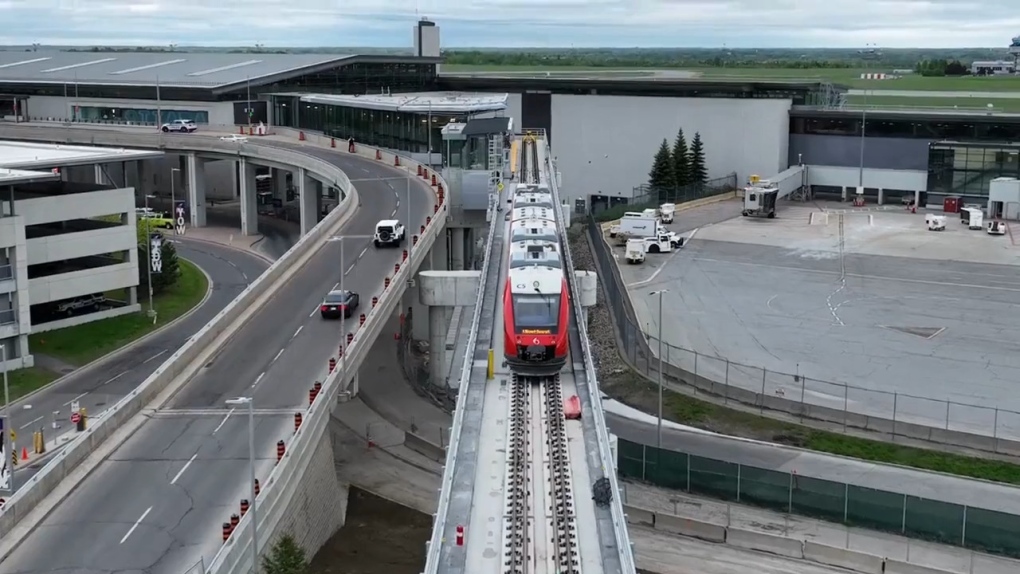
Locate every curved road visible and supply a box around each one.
[0,142,436,574]
[11,242,269,484]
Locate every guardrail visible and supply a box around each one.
[421,146,501,573]
[0,124,363,557]
[205,136,449,574]
[544,132,636,571]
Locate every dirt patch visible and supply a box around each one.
[309,487,432,574]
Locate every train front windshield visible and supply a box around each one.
[512,293,561,333]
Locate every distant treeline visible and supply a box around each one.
[442,48,1013,69]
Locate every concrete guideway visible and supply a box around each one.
[0,123,445,573]
[9,241,269,485]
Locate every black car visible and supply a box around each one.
[319,289,359,319]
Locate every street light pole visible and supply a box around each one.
[144,194,155,317]
[649,289,668,450]
[226,397,258,573]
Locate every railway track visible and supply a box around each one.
[502,373,580,574]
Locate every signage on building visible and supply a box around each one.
[150,233,163,273]
[174,201,187,235]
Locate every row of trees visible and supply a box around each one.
[648,129,707,202]
[914,59,969,77]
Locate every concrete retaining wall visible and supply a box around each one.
[653,512,727,543]
[0,124,362,561]
[883,559,958,574]
[803,540,885,574]
[726,527,804,559]
[404,432,445,463]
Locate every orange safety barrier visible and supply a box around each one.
[230,513,240,529]
[346,333,354,345]
[240,499,250,516]
[417,165,423,177]
[564,395,582,420]
[238,126,244,135]
[298,131,306,141]
[222,522,233,542]
[294,412,303,432]
[384,277,391,288]
[330,137,336,148]
[359,313,366,326]
[402,249,408,261]
[375,149,382,160]
[314,381,322,394]
[394,156,401,167]
[394,263,400,273]
[431,174,437,186]
[308,388,316,405]
[254,479,261,497]
[328,357,336,373]
[371,296,378,307]
[276,440,286,462]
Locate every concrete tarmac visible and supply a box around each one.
[0,144,436,574]
[10,241,268,486]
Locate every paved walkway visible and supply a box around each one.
[625,481,1017,574]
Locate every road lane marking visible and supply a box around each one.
[391,208,397,217]
[170,453,198,485]
[253,372,265,387]
[308,307,318,318]
[63,392,88,407]
[292,326,303,339]
[20,415,42,430]
[396,199,400,207]
[212,408,235,434]
[101,372,127,386]
[332,282,340,290]
[272,349,284,363]
[142,349,168,364]
[119,506,152,544]
[359,247,368,259]
[345,264,355,276]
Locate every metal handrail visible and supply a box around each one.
[541,131,637,572]
[422,137,503,573]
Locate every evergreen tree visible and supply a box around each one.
[687,132,708,185]
[671,128,690,189]
[648,138,676,202]
[137,221,181,295]
[262,534,308,574]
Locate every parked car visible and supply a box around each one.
[161,119,197,133]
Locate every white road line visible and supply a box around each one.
[242,272,249,281]
[333,282,340,290]
[391,209,397,217]
[345,264,355,276]
[212,408,235,434]
[308,307,318,318]
[142,349,168,364]
[396,199,400,207]
[169,453,198,485]
[292,325,303,339]
[626,228,698,288]
[272,348,284,363]
[20,415,43,430]
[253,372,265,387]
[119,506,152,544]
[63,392,88,407]
[359,247,368,259]
[101,372,127,386]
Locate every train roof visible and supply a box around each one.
[513,183,550,195]
[509,240,561,269]
[511,205,556,222]
[507,265,563,295]
[510,218,558,241]
[512,192,554,210]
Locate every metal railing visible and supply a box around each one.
[544,132,637,572]
[619,438,1020,559]
[585,215,1020,450]
[595,174,737,221]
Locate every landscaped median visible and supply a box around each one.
[0,257,208,406]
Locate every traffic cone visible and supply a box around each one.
[21,446,29,461]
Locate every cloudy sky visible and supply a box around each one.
[2,0,1019,48]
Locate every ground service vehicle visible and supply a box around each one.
[161,119,197,133]
[625,239,646,263]
[961,207,984,230]
[742,180,779,218]
[320,290,360,319]
[373,219,405,247]
[987,220,1007,235]
[617,216,658,239]
[927,215,946,231]
[140,212,174,229]
[659,203,676,223]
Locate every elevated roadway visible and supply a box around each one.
[12,241,269,485]
[0,123,442,573]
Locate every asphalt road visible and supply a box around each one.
[0,144,436,574]
[10,241,268,485]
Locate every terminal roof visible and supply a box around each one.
[0,167,60,185]
[293,91,507,113]
[0,51,437,89]
[0,141,164,170]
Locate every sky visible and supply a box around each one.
[2,0,1020,48]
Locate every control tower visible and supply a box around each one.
[1010,35,1020,67]
[440,116,512,270]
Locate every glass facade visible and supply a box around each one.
[275,98,461,153]
[265,62,435,94]
[790,114,1020,141]
[928,142,1020,197]
[75,106,209,125]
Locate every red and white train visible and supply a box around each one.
[503,179,571,376]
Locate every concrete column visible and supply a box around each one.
[419,270,482,386]
[128,286,138,305]
[94,164,105,185]
[451,227,465,271]
[239,159,258,236]
[298,168,318,235]
[877,188,885,205]
[137,160,155,198]
[914,190,921,207]
[841,186,848,202]
[272,168,288,200]
[574,270,597,328]
[186,153,207,228]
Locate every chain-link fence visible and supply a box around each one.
[586,215,1020,448]
[617,439,1020,559]
[397,308,456,413]
[593,173,738,222]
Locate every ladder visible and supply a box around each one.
[486,134,504,223]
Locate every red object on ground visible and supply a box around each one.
[563,395,582,420]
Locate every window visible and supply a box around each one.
[290,101,462,154]
[510,257,561,269]
[76,106,209,125]
[325,291,351,304]
[791,113,1020,141]
[927,143,1020,196]
[512,293,561,331]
